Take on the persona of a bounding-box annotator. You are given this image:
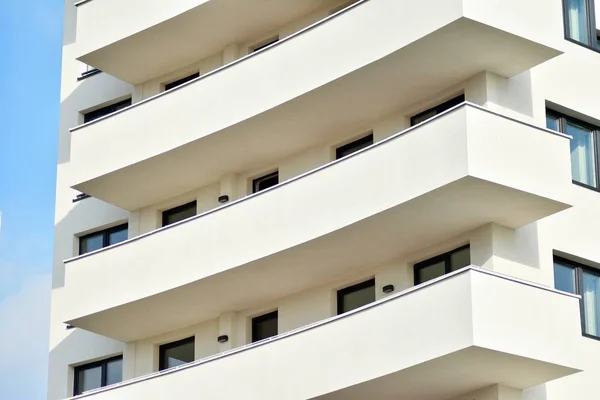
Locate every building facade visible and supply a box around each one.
[49,0,600,399]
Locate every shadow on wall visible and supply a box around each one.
[48,328,126,400]
[52,197,129,290]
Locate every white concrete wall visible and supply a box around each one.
[51,0,600,399]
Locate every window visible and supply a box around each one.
[252,171,279,193]
[162,201,197,227]
[83,98,132,124]
[79,224,128,255]
[250,36,279,53]
[73,356,122,396]
[335,134,374,159]
[563,0,599,49]
[159,337,195,371]
[164,72,200,91]
[546,110,600,189]
[337,279,375,315]
[414,245,470,285]
[252,311,278,342]
[410,94,465,126]
[554,257,600,338]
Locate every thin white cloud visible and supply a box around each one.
[0,272,51,400]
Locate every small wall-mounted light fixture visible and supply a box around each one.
[65,324,76,330]
[382,284,395,294]
[218,195,230,204]
[217,335,229,343]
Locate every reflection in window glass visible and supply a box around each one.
[159,337,195,371]
[554,262,576,294]
[417,261,445,284]
[414,246,471,285]
[566,0,591,45]
[108,229,128,246]
[80,233,104,254]
[546,115,560,131]
[582,271,600,337]
[77,366,102,394]
[566,122,596,187]
[450,247,471,271]
[106,358,123,386]
[337,279,375,314]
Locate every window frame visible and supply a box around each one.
[410,94,465,126]
[251,310,279,343]
[554,256,600,341]
[158,336,195,371]
[164,72,200,91]
[336,278,376,315]
[83,98,132,124]
[414,244,471,285]
[252,171,279,194]
[161,201,197,227]
[78,223,128,255]
[73,355,123,396]
[546,109,600,191]
[562,0,600,52]
[335,133,374,160]
[249,36,280,53]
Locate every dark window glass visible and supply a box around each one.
[336,134,374,159]
[554,261,576,294]
[79,224,128,255]
[582,270,600,336]
[414,245,471,285]
[545,110,600,189]
[162,201,197,227]
[564,0,598,47]
[84,98,132,124]
[105,358,123,386]
[250,37,279,53]
[159,337,195,371]
[73,356,123,396]
[164,73,200,91]
[554,257,600,338]
[252,311,278,342]
[410,94,465,126]
[252,172,279,194]
[337,279,375,315]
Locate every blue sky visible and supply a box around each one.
[0,0,63,398]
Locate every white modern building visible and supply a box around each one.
[49,0,600,399]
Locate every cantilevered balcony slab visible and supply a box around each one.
[74,0,341,84]
[67,269,583,400]
[62,105,572,342]
[69,0,563,211]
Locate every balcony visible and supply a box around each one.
[74,0,340,84]
[68,0,563,211]
[63,105,573,341]
[67,269,583,400]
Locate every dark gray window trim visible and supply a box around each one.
[562,0,600,53]
[73,355,123,396]
[64,266,579,399]
[414,244,470,285]
[161,201,197,227]
[77,69,102,81]
[336,278,375,315]
[158,336,195,371]
[251,311,279,342]
[63,103,571,264]
[69,0,369,132]
[546,108,600,191]
[78,223,128,255]
[554,255,600,341]
[335,133,374,160]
